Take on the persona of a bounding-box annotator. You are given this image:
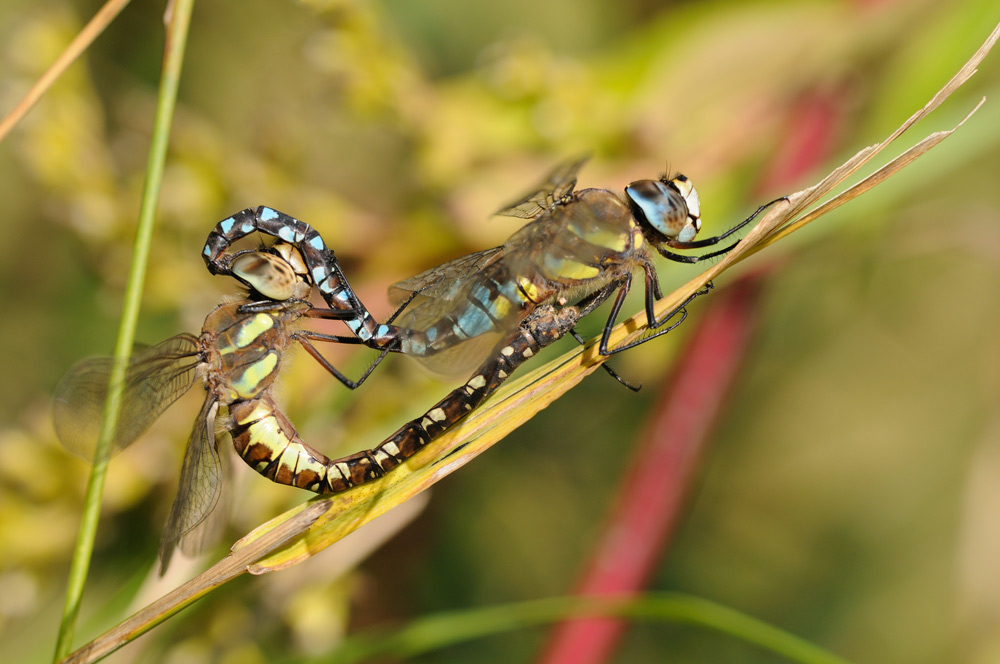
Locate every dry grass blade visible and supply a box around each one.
[748,96,985,257]
[0,0,131,144]
[58,502,328,664]
[60,20,997,664]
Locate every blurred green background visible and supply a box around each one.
[1,0,998,662]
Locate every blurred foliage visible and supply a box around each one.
[0,0,998,662]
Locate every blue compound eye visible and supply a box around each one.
[625,175,702,243]
[625,179,688,238]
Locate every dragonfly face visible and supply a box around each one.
[230,246,311,301]
[624,174,702,245]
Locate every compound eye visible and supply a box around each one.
[625,179,690,239]
[231,252,297,300]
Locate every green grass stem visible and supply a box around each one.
[325,593,853,664]
[52,1,196,659]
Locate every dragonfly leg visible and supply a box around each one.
[657,241,739,264]
[300,309,405,351]
[295,329,365,345]
[596,276,632,356]
[236,299,364,321]
[569,327,641,392]
[598,263,714,357]
[294,334,390,390]
[656,197,787,264]
[385,289,420,325]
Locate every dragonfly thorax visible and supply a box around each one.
[624,174,702,245]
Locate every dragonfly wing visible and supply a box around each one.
[412,326,506,377]
[388,247,505,307]
[493,155,590,220]
[501,193,614,280]
[53,334,201,460]
[158,397,223,574]
[387,248,516,377]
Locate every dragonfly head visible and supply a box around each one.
[624,173,701,245]
[230,243,310,301]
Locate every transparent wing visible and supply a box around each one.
[53,335,201,460]
[158,398,223,574]
[494,155,589,220]
[388,248,515,376]
[388,247,505,307]
[500,190,614,281]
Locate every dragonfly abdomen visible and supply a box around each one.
[228,398,336,492]
[224,305,580,496]
[349,305,582,486]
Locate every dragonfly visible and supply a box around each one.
[205,158,774,385]
[53,243,380,571]
[252,157,782,489]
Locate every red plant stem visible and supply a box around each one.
[754,86,846,195]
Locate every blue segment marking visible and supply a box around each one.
[308,235,325,250]
[312,266,327,284]
[453,307,491,338]
[220,217,235,234]
[260,207,279,222]
[203,244,211,256]
[402,338,425,354]
[278,226,295,242]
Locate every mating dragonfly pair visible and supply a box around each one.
[55,157,773,570]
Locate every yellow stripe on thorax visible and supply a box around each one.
[542,254,600,281]
[517,275,543,302]
[568,219,631,254]
[230,351,279,399]
[221,313,275,355]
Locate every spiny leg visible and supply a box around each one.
[294,333,391,390]
[657,197,787,264]
[596,264,713,357]
[385,289,420,326]
[281,292,415,390]
[237,299,358,321]
[568,328,641,392]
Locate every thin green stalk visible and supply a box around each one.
[325,594,853,664]
[53,1,196,660]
